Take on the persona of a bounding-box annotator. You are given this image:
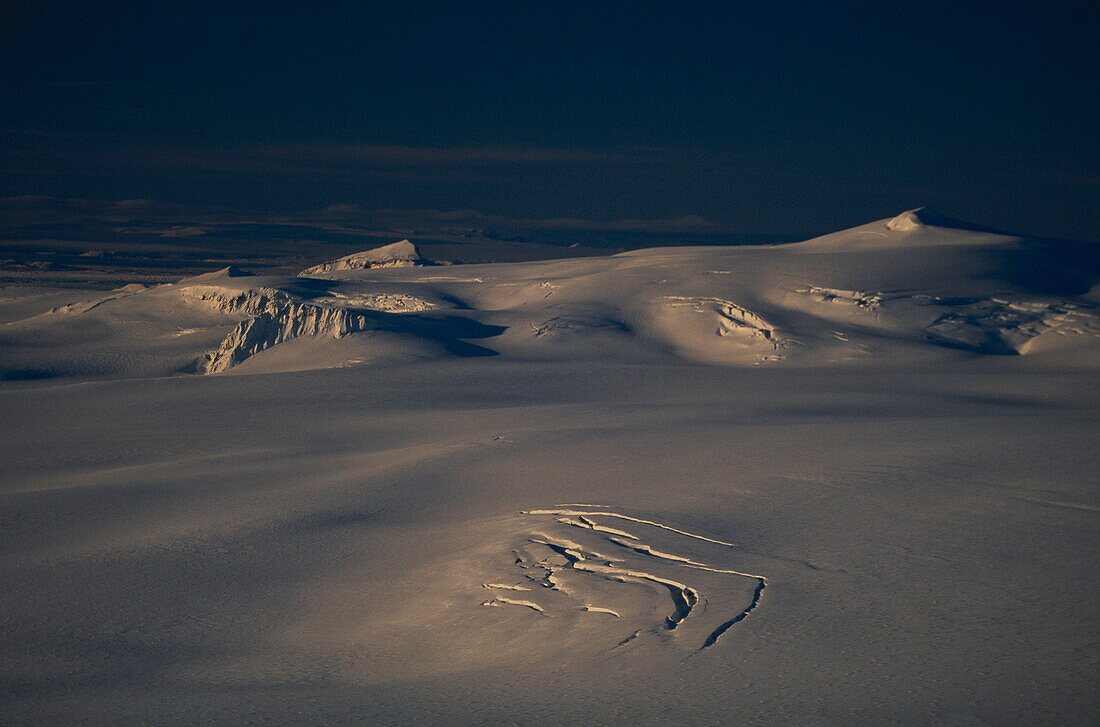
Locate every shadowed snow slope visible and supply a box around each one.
[0,210,1097,725]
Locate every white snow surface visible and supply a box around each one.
[0,212,1097,724]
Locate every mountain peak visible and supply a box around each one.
[886,207,948,231]
[299,239,430,276]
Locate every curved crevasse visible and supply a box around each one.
[484,509,768,651]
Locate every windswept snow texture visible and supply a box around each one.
[0,210,1098,724]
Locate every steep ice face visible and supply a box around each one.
[195,304,370,373]
[181,286,371,373]
[299,240,428,276]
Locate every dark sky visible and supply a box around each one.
[2,1,1098,243]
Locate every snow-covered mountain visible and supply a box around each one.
[2,210,1095,378]
[298,239,430,276]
